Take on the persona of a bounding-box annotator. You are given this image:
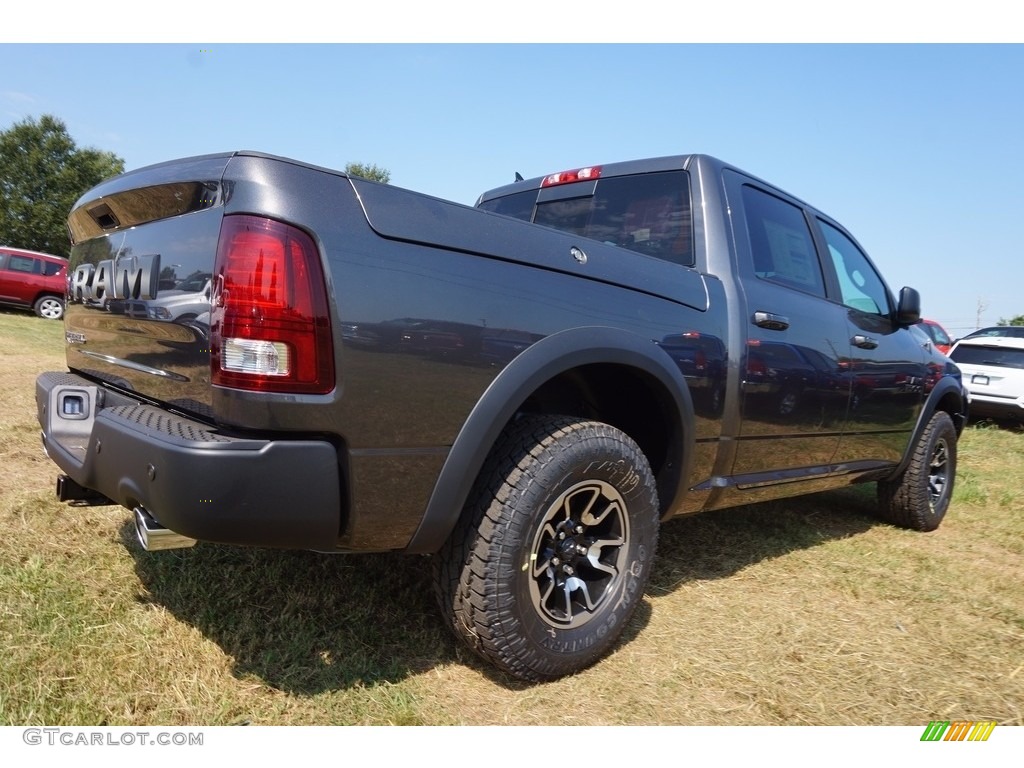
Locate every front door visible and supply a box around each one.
[815,218,926,464]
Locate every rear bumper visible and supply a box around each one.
[965,390,1024,420]
[36,371,342,550]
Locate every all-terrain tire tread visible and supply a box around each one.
[877,411,956,532]
[433,414,658,681]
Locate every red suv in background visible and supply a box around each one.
[0,246,68,320]
[920,318,953,355]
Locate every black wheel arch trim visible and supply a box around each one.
[405,325,696,554]
[884,376,967,482]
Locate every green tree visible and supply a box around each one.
[998,314,1024,326]
[0,115,125,258]
[344,162,391,184]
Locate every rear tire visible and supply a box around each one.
[34,295,64,320]
[877,410,957,531]
[433,414,660,681]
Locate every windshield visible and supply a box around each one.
[923,323,951,345]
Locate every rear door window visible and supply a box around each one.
[741,185,825,298]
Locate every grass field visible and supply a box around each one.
[1,308,1021,726]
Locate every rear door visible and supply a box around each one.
[723,172,852,482]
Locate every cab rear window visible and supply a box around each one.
[479,171,694,267]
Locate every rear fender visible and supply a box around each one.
[404,326,695,553]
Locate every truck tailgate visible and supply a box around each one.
[64,154,231,418]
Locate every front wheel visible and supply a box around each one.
[877,410,957,531]
[433,415,660,682]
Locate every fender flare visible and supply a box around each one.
[885,375,968,481]
[405,326,696,553]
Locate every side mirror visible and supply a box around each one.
[896,286,921,326]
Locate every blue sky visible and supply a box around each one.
[2,39,1022,335]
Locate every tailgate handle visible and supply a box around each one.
[753,311,789,331]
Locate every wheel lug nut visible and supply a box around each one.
[558,531,566,540]
[552,557,561,566]
[574,526,584,534]
[562,565,574,575]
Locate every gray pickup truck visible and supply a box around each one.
[36,152,966,681]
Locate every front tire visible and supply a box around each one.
[433,414,660,682]
[34,295,64,320]
[877,410,957,531]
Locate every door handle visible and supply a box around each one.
[852,334,878,349]
[753,311,789,331]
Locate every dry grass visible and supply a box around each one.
[1,308,1021,726]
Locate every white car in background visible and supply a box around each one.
[123,274,211,323]
[948,335,1024,422]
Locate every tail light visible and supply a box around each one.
[211,215,334,394]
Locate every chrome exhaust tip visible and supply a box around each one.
[133,506,197,551]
